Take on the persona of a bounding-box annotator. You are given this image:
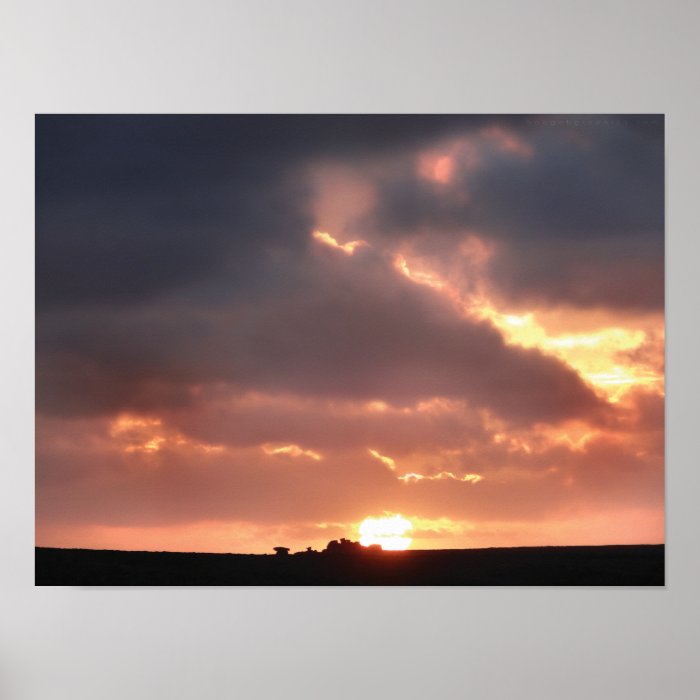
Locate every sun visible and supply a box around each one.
[358,514,413,550]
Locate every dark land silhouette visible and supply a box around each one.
[35,541,664,586]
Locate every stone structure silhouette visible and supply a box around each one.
[323,538,365,554]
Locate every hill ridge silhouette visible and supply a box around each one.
[35,543,664,586]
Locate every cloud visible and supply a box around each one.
[368,449,396,470]
[312,230,368,255]
[362,116,664,310]
[35,114,502,309]
[35,405,662,535]
[397,471,483,484]
[262,443,322,461]
[37,243,606,425]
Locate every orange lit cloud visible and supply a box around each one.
[398,471,483,484]
[480,124,534,158]
[262,443,322,461]
[369,446,483,486]
[390,246,663,403]
[109,414,223,454]
[312,230,368,255]
[368,448,396,470]
[419,154,456,184]
[394,253,447,291]
[417,137,481,185]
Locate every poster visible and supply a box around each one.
[35,114,664,585]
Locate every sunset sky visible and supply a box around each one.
[35,115,664,553]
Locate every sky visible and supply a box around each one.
[35,115,664,553]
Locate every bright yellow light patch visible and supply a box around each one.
[394,254,446,290]
[368,448,396,470]
[109,413,225,455]
[110,415,162,436]
[397,470,483,484]
[504,314,528,327]
[110,414,165,453]
[262,443,322,460]
[359,514,413,550]
[312,230,368,255]
[365,400,389,412]
[141,437,166,453]
[390,251,663,402]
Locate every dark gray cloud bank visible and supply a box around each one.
[36,115,663,424]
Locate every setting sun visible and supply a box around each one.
[358,514,413,550]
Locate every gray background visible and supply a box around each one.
[1,1,699,698]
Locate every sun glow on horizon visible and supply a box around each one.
[358,514,413,550]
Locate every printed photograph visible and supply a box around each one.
[35,115,664,585]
